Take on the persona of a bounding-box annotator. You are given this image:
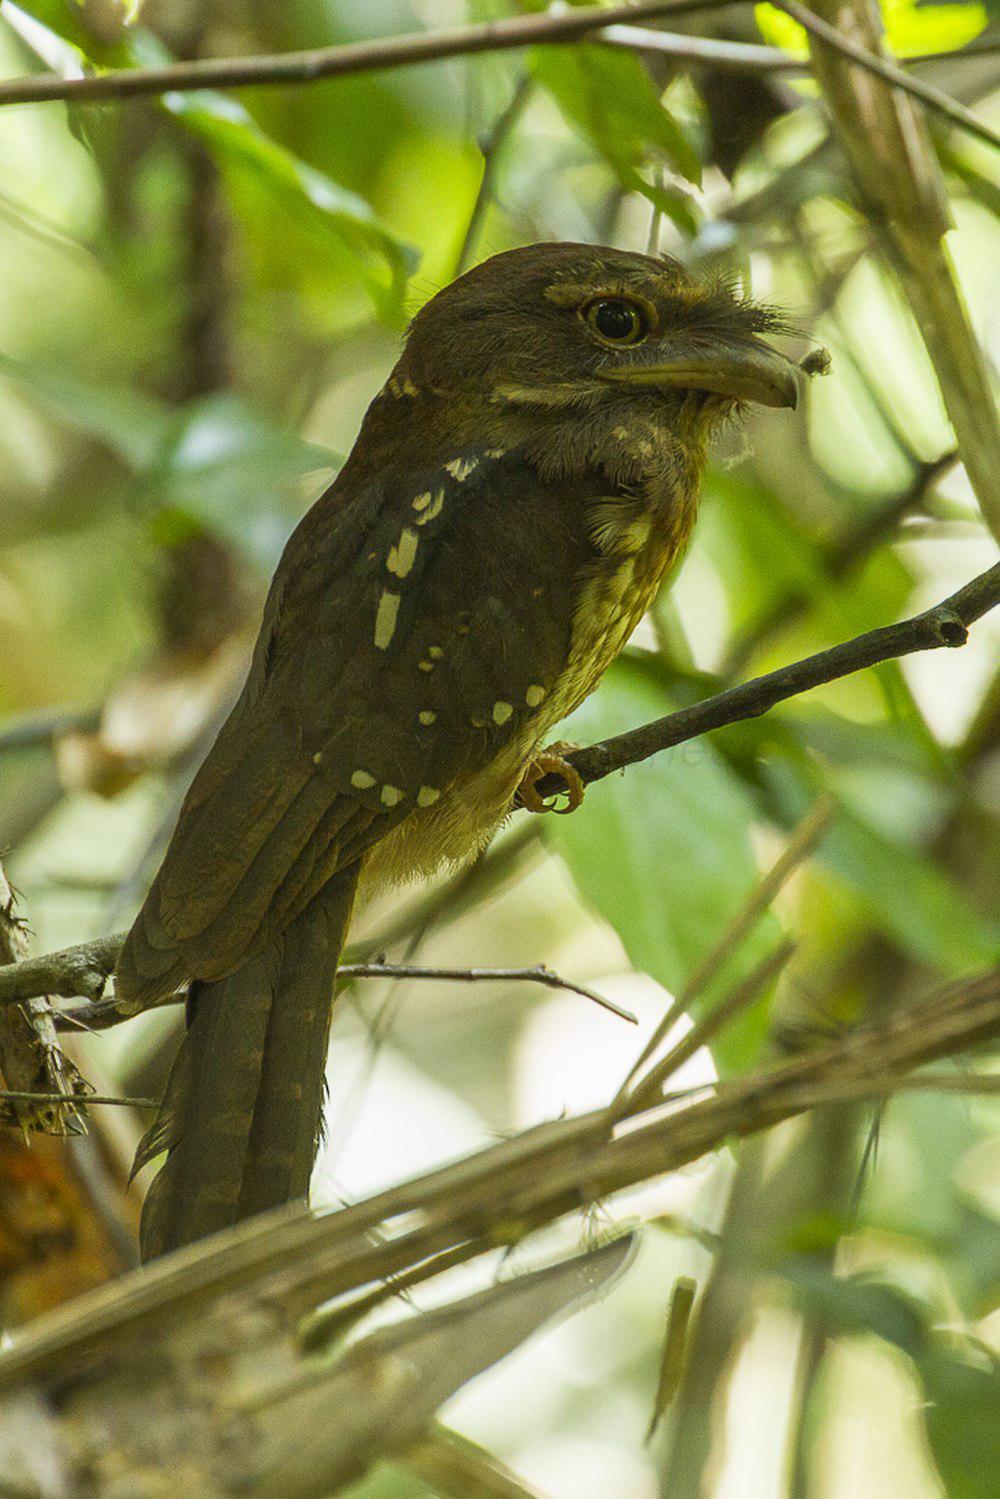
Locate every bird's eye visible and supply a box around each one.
[584,298,647,345]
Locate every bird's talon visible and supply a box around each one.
[518,746,585,816]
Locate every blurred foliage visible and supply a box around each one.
[0,1,997,1496]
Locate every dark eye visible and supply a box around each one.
[585,298,647,345]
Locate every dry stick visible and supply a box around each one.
[0,0,995,149]
[6,966,994,1391]
[607,24,1000,73]
[615,796,834,1106]
[0,1089,157,1110]
[0,706,99,753]
[536,563,1000,799]
[0,946,635,1026]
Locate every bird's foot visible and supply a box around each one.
[517,742,585,816]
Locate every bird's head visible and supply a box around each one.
[400,242,800,422]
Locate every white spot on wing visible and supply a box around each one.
[525,684,546,707]
[445,455,478,482]
[413,488,445,526]
[418,710,437,725]
[417,786,441,807]
[351,770,375,790]
[380,784,403,806]
[492,701,514,725]
[387,527,419,578]
[374,590,400,650]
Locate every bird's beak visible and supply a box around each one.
[601,336,800,409]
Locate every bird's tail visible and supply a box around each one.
[131,868,360,1262]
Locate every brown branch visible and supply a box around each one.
[0,0,996,148]
[533,563,1000,800]
[0,943,635,1025]
[4,966,996,1394]
[0,1,735,106]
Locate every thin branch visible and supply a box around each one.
[775,0,1000,150]
[0,1,735,107]
[0,1089,157,1110]
[533,563,1000,799]
[623,940,797,1117]
[607,24,1000,74]
[0,707,99,753]
[0,942,635,1025]
[0,0,995,150]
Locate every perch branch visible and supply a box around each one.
[533,563,1000,799]
[0,567,996,1013]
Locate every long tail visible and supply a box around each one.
[132,868,359,1262]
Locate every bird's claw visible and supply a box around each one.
[517,743,585,816]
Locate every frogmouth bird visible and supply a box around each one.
[116,242,800,1259]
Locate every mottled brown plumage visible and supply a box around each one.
[116,242,798,1259]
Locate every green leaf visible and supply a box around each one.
[531,44,701,231]
[547,656,781,1073]
[923,1350,1000,1499]
[761,757,1000,972]
[144,393,337,571]
[0,353,172,469]
[161,89,415,320]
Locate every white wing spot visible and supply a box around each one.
[387,527,419,578]
[485,447,506,459]
[418,710,437,725]
[374,590,400,650]
[412,491,432,511]
[380,784,403,807]
[351,769,376,790]
[525,684,546,707]
[492,701,514,725]
[414,488,445,526]
[418,659,435,672]
[428,645,444,659]
[417,786,441,807]
[445,455,478,482]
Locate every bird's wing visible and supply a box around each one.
[118,447,596,1002]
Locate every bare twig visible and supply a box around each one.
[0,1,736,107]
[623,939,797,1116]
[723,452,958,676]
[534,563,1000,799]
[0,1090,157,1110]
[0,943,634,1025]
[0,706,99,754]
